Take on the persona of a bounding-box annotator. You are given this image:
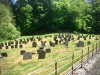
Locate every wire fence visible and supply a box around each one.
[28,41,100,75]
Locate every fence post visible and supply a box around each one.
[87,46,89,62]
[99,42,100,53]
[81,50,83,68]
[96,43,97,54]
[92,44,94,58]
[72,53,74,75]
[55,61,57,75]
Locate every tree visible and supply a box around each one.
[18,4,33,35]
[0,3,20,40]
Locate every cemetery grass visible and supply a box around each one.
[0,33,99,75]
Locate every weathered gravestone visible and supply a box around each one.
[11,45,14,49]
[78,41,84,47]
[0,44,2,49]
[6,46,9,49]
[49,41,52,46]
[87,41,91,45]
[15,40,18,45]
[77,36,80,40]
[55,40,58,45]
[83,36,86,40]
[65,41,68,46]
[1,43,4,47]
[52,43,55,47]
[23,52,32,60]
[1,53,8,57]
[20,50,26,55]
[32,42,37,47]
[15,45,18,48]
[76,41,84,47]
[89,35,91,39]
[38,50,46,59]
[41,41,45,47]
[76,43,79,47]
[5,42,7,45]
[19,44,23,48]
[95,37,99,40]
[45,48,51,53]
[54,36,57,41]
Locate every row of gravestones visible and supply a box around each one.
[20,47,51,60]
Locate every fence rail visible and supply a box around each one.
[27,41,100,75]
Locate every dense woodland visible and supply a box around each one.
[0,0,100,40]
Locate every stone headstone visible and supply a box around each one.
[87,41,91,45]
[15,40,18,45]
[23,52,32,60]
[1,53,8,57]
[32,42,37,47]
[15,45,18,48]
[76,43,79,47]
[41,41,45,47]
[83,36,86,40]
[1,43,4,47]
[65,41,68,46]
[54,36,57,41]
[95,37,99,40]
[89,35,91,39]
[49,41,52,46]
[0,44,2,49]
[6,46,9,49]
[38,50,46,59]
[52,43,55,47]
[5,42,7,45]
[45,48,51,53]
[78,41,84,47]
[19,44,23,48]
[20,50,26,55]
[11,45,14,49]
[39,46,44,49]
[55,40,58,45]
[77,36,80,40]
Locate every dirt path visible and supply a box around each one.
[75,51,100,75]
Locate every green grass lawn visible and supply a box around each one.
[0,33,99,75]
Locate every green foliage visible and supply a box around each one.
[18,4,33,35]
[13,0,100,34]
[0,3,20,40]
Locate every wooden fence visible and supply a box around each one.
[28,41,100,75]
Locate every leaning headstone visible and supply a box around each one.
[20,50,26,55]
[38,50,46,59]
[1,53,8,57]
[87,41,91,45]
[32,42,37,47]
[45,48,51,53]
[23,52,32,60]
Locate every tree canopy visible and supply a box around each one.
[0,0,100,40]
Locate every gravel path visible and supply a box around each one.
[75,51,100,75]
